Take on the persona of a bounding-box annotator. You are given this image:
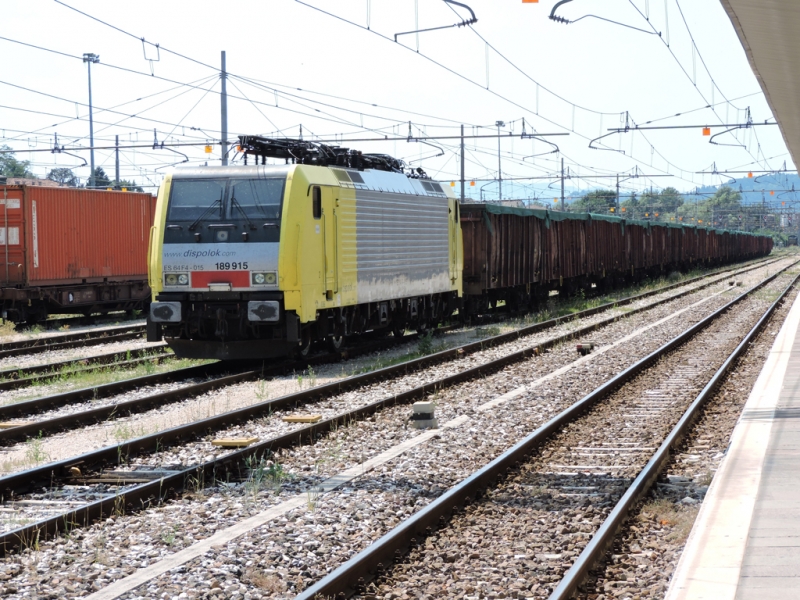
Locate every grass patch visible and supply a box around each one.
[244,568,286,593]
[1,356,212,405]
[244,455,290,496]
[347,331,448,377]
[640,498,699,543]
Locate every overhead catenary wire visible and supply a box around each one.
[627,0,770,170]
[8,4,781,195]
[34,3,704,187]
[292,1,704,187]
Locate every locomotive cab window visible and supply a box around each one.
[312,186,322,219]
[167,179,226,222]
[229,178,284,220]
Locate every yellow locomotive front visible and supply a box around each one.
[147,137,462,360]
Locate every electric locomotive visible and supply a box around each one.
[147,137,462,359]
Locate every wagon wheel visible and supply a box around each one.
[392,325,406,339]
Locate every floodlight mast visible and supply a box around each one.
[82,53,100,188]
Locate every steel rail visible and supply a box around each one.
[0,363,225,421]
[0,256,774,422]
[0,259,787,555]
[0,344,171,391]
[24,313,142,332]
[0,257,774,446]
[295,263,795,600]
[0,325,146,359]
[547,274,800,599]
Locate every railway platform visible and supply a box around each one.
[665,290,800,599]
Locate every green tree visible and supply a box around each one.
[0,145,35,178]
[46,167,78,187]
[112,179,144,193]
[633,188,684,221]
[91,167,111,188]
[572,189,617,214]
[621,191,640,218]
[658,187,684,212]
[678,186,745,229]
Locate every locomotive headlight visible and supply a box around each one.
[252,272,277,286]
[165,273,189,286]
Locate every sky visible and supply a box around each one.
[0,0,793,201]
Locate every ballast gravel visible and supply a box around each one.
[0,264,792,599]
[0,258,776,479]
[574,279,800,600]
[0,337,161,374]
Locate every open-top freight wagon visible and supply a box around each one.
[459,203,773,312]
[0,185,157,324]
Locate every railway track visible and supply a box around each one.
[0,257,777,450]
[24,261,791,600]
[0,257,777,366]
[294,268,800,599]
[0,256,791,567]
[13,312,141,333]
[0,324,146,360]
[0,345,173,392]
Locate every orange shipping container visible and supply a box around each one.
[0,186,156,287]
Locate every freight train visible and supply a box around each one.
[0,185,156,324]
[146,137,772,360]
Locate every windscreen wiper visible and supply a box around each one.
[230,196,257,230]
[188,197,222,231]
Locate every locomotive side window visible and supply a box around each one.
[168,179,225,222]
[312,186,322,219]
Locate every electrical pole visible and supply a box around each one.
[115,134,120,188]
[560,157,565,212]
[220,51,228,166]
[83,53,100,187]
[460,124,465,202]
[496,120,504,201]
[615,174,620,211]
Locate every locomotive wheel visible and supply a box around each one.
[297,331,312,359]
[327,334,345,352]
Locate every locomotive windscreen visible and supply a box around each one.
[168,179,225,222]
[229,179,283,220]
[168,177,285,222]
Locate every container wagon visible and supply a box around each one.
[0,185,157,324]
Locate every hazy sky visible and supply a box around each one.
[1,0,791,200]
